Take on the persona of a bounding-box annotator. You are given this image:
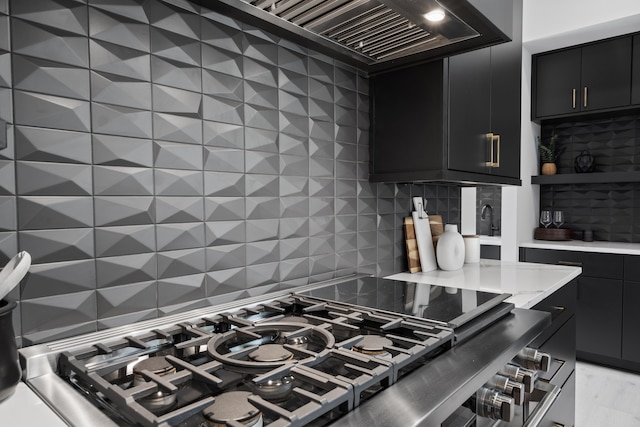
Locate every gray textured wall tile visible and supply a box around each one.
[157,222,205,251]
[151,55,201,91]
[19,228,94,263]
[97,281,157,318]
[0,161,14,195]
[203,147,244,172]
[92,134,153,167]
[155,169,203,196]
[158,273,205,307]
[149,0,199,40]
[94,196,154,226]
[22,259,95,299]
[154,140,203,170]
[0,232,17,264]
[206,243,245,270]
[204,171,244,197]
[96,253,156,288]
[246,174,278,197]
[14,91,91,132]
[16,161,92,196]
[206,267,246,296]
[94,165,153,195]
[201,13,242,53]
[14,55,90,100]
[151,26,200,66]
[245,127,278,152]
[89,6,150,51]
[91,71,152,109]
[0,51,11,87]
[95,224,155,257]
[205,220,245,246]
[18,196,93,229]
[203,94,243,125]
[203,69,243,100]
[280,197,308,218]
[203,121,244,149]
[156,196,203,223]
[90,39,151,81]
[16,126,91,164]
[21,290,96,336]
[92,102,153,138]
[246,261,279,288]
[12,19,88,67]
[12,0,88,35]
[157,247,205,279]
[204,197,244,221]
[0,196,15,231]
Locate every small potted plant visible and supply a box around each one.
[537,134,563,175]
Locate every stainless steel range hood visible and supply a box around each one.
[194,0,513,73]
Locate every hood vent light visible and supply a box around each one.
[241,0,478,62]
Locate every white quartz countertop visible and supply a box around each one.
[386,259,581,309]
[0,383,67,427]
[520,240,640,255]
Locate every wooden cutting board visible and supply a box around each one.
[403,217,421,273]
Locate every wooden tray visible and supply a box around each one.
[534,227,572,241]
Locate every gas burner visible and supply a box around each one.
[203,391,262,427]
[251,375,295,402]
[207,322,335,372]
[131,356,177,411]
[352,335,393,358]
[249,344,294,362]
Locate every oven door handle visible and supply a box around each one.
[523,382,561,427]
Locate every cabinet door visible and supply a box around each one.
[581,37,632,111]
[448,48,491,175]
[489,19,521,179]
[534,48,581,118]
[577,277,622,359]
[633,35,640,105]
[623,281,640,363]
[370,61,445,176]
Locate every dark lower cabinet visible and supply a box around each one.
[623,281,640,363]
[521,248,640,373]
[577,277,622,359]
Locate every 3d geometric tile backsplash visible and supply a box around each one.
[0,0,461,346]
[540,113,640,242]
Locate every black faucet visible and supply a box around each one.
[481,204,499,236]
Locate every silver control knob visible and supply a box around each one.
[475,387,515,422]
[498,364,537,393]
[515,347,551,372]
[486,374,525,405]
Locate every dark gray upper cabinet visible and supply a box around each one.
[533,36,633,120]
[370,0,522,186]
[633,35,640,105]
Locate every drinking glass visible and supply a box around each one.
[553,210,565,228]
[539,210,552,228]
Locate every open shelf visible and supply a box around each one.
[531,171,640,185]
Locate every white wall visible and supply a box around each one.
[523,0,640,53]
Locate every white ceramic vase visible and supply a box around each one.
[436,224,465,270]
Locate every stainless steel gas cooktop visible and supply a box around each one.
[19,275,551,427]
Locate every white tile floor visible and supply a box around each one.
[576,362,640,426]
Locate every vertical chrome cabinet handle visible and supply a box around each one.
[494,134,500,168]
[572,88,576,109]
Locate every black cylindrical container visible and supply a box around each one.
[0,298,21,402]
